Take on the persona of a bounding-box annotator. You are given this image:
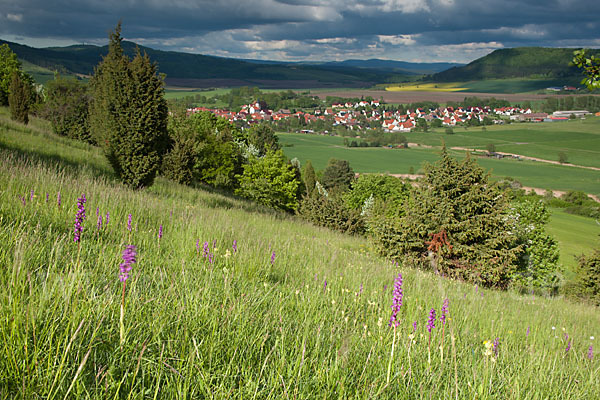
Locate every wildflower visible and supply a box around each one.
[527,326,530,337]
[565,339,572,354]
[224,249,231,259]
[483,340,494,357]
[96,207,99,217]
[127,214,132,232]
[440,298,449,325]
[105,212,109,225]
[30,189,34,201]
[323,279,327,292]
[591,336,595,340]
[413,321,417,333]
[388,273,403,328]
[158,224,163,240]
[427,308,436,333]
[232,239,237,253]
[57,192,61,207]
[208,253,214,264]
[73,194,86,243]
[119,245,137,282]
[19,195,25,206]
[271,251,276,265]
[203,241,209,257]
[359,283,363,295]
[97,214,102,230]
[588,345,594,360]
[45,193,49,203]
[493,337,499,357]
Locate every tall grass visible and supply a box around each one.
[1,110,599,398]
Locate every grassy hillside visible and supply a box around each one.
[429,47,600,84]
[1,109,599,398]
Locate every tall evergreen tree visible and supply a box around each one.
[8,71,30,125]
[0,43,21,106]
[302,160,317,196]
[89,23,168,188]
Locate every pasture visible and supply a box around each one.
[1,108,599,398]
[278,126,600,196]
[405,117,600,169]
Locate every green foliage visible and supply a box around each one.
[8,71,31,125]
[509,198,560,291]
[302,160,317,196]
[0,43,21,106]
[345,174,410,214]
[89,23,169,189]
[163,111,244,189]
[43,76,91,142]
[371,148,522,288]
[247,123,280,156]
[558,151,568,164]
[235,149,300,212]
[298,189,365,235]
[577,248,600,305]
[445,127,454,135]
[321,158,355,190]
[573,49,600,90]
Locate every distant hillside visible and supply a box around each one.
[241,58,464,74]
[428,47,600,83]
[1,39,411,88]
[317,59,463,74]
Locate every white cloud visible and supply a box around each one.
[379,0,430,13]
[315,37,357,44]
[6,13,23,22]
[378,34,419,45]
[483,25,547,39]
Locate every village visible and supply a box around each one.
[187,100,593,133]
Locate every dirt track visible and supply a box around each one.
[312,90,567,104]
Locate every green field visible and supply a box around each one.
[547,208,600,273]
[406,117,600,168]
[278,129,600,196]
[1,108,600,398]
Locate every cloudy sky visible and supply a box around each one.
[1,0,599,63]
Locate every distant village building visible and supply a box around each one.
[551,110,591,118]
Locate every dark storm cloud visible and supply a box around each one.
[1,0,599,62]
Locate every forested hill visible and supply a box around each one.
[1,39,409,87]
[428,47,600,82]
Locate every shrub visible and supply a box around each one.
[321,158,355,190]
[44,77,91,142]
[8,71,30,125]
[371,147,522,288]
[577,249,600,305]
[298,189,365,235]
[235,150,301,212]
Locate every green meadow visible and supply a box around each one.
[278,126,600,196]
[547,208,600,274]
[1,109,600,398]
[405,117,600,168]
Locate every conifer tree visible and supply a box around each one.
[89,23,168,188]
[302,160,317,196]
[8,70,30,124]
[0,43,21,106]
[372,146,522,288]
